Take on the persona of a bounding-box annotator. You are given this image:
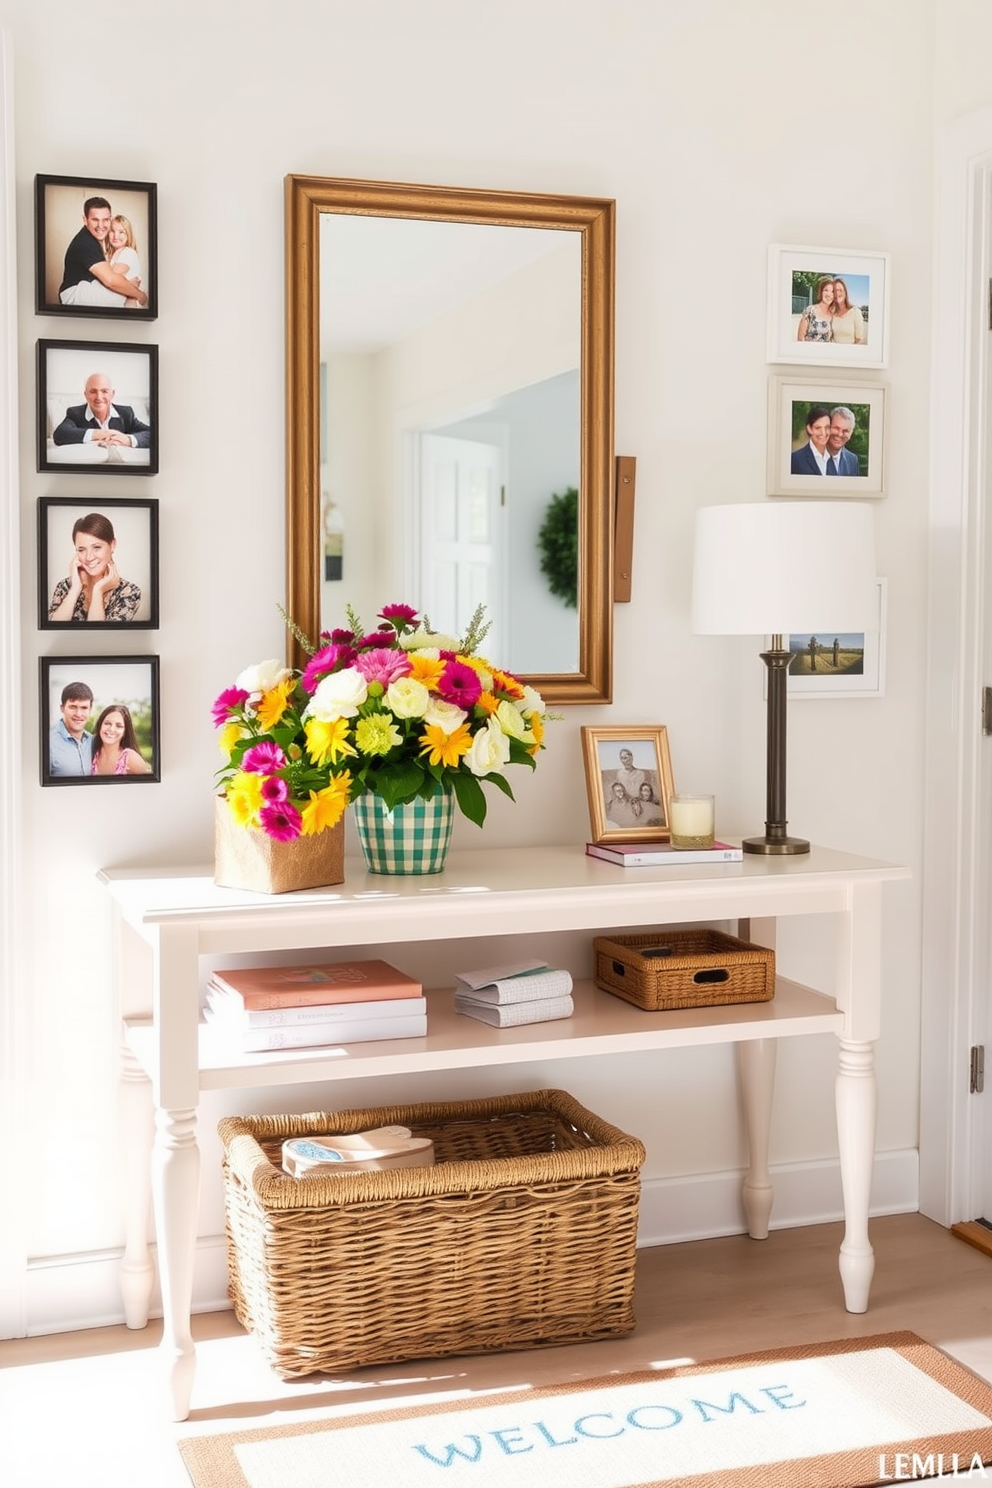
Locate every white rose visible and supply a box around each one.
[495,699,531,743]
[465,718,511,777]
[385,676,430,719]
[399,630,460,653]
[519,684,546,717]
[236,658,293,696]
[423,698,468,733]
[304,667,368,721]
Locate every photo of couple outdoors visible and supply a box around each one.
[793,271,867,347]
[48,678,154,780]
[601,746,666,831]
[790,401,868,478]
[58,195,147,311]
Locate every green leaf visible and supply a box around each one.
[371,759,427,811]
[483,772,516,801]
[450,770,487,826]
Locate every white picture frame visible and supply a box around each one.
[768,377,887,497]
[766,579,887,700]
[767,244,890,369]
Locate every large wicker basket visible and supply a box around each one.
[594,928,775,1011]
[219,1089,646,1379]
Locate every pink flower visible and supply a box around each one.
[301,643,355,694]
[242,741,287,774]
[436,659,482,709]
[379,603,419,632]
[260,775,289,804]
[259,801,302,841]
[212,686,248,727]
[355,647,412,686]
[329,628,355,645]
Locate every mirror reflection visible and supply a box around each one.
[320,214,581,672]
[285,177,615,703]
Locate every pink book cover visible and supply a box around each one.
[209,959,422,1010]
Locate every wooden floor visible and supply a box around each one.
[2,1213,991,1488]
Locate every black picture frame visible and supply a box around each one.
[35,173,157,320]
[40,654,161,786]
[37,339,159,476]
[38,497,159,630]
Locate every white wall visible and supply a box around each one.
[0,0,943,1331]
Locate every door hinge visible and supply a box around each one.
[970,1044,985,1094]
[983,686,992,735]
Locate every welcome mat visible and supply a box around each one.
[178,1332,992,1488]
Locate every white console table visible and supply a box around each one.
[101,843,907,1421]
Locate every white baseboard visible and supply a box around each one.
[17,1149,921,1338]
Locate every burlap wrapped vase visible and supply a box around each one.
[214,797,345,894]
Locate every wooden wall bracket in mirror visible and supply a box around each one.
[285,174,615,704]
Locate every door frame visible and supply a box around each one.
[0,28,26,1338]
[920,105,992,1225]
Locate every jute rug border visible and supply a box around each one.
[177,1330,992,1488]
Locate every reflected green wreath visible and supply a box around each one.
[537,486,578,609]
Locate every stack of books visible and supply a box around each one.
[203,959,427,1052]
[453,959,574,1027]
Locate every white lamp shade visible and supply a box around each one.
[691,502,878,636]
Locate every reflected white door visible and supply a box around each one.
[418,433,504,652]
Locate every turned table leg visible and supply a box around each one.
[738,1037,776,1239]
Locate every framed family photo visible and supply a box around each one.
[37,339,158,475]
[38,497,159,629]
[40,655,160,786]
[34,173,157,319]
[581,725,675,844]
[766,245,889,369]
[768,377,886,496]
[766,579,887,700]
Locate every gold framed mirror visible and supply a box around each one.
[285,174,615,703]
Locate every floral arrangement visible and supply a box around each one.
[213,602,546,841]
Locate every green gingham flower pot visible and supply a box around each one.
[352,790,454,875]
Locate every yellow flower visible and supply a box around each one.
[355,714,403,757]
[408,652,445,690]
[226,770,264,826]
[257,677,295,732]
[305,716,357,767]
[476,690,500,717]
[300,775,352,835]
[490,666,524,700]
[217,722,244,759]
[527,710,544,754]
[418,720,473,767]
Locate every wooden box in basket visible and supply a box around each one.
[594,928,775,1011]
[218,1089,645,1380]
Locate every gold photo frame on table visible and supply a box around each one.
[581,725,675,844]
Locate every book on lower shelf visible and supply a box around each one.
[202,1003,428,1052]
[453,965,573,1004]
[207,958,423,1011]
[453,993,575,1027]
[585,840,743,867]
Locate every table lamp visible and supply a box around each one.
[691,501,877,855]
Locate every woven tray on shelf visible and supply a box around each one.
[218,1088,646,1379]
[594,928,775,1011]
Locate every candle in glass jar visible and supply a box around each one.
[669,793,715,849]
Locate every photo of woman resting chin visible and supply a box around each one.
[48,512,141,623]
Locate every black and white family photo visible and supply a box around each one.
[581,725,675,843]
